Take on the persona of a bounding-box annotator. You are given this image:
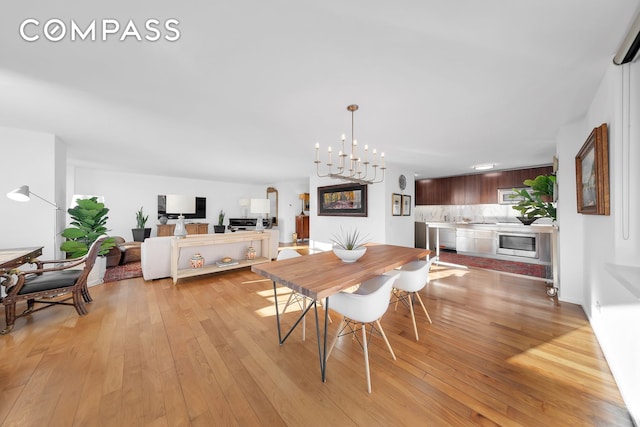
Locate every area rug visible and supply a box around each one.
[437,251,550,279]
[103,262,143,283]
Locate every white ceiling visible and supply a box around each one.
[1,1,638,185]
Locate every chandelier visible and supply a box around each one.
[314,104,386,184]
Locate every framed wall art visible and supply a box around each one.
[317,183,367,217]
[392,193,402,216]
[402,195,412,216]
[575,123,609,215]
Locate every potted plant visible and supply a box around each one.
[330,226,370,263]
[60,197,116,285]
[132,206,151,242]
[511,174,557,224]
[214,209,226,233]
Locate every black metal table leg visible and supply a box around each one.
[273,280,315,345]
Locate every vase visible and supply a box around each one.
[246,246,256,260]
[333,246,367,263]
[87,255,107,287]
[190,253,205,268]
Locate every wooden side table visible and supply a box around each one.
[295,215,309,241]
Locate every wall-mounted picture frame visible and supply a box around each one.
[318,183,367,217]
[575,123,609,215]
[392,193,402,216]
[402,195,412,216]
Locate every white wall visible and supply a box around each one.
[556,121,585,304]
[557,61,640,424]
[70,166,273,241]
[1,127,65,259]
[384,164,415,247]
[309,163,416,250]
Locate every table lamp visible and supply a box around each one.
[299,193,307,215]
[250,198,270,232]
[166,195,195,237]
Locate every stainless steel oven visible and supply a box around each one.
[496,232,539,258]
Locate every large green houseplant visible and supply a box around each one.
[511,174,557,223]
[61,197,116,258]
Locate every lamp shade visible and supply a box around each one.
[6,185,30,202]
[166,195,195,214]
[250,198,270,214]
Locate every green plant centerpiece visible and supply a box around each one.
[132,206,151,242]
[511,174,557,224]
[61,197,116,258]
[214,209,226,233]
[331,227,370,263]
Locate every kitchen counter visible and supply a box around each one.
[424,221,557,234]
[418,221,559,295]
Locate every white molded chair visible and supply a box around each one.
[326,274,398,393]
[387,258,436,340]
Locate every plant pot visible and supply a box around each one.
[132,228,151,242]
[213,225,226,234]
[333,246,367,263]
[87,256,107,287]
[516,217,538,225]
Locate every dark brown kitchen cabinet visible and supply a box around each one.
[478,172,500,204]
[497,166,553,190]
[450,176,466,205]
[415,165,553,205]
[416,177,450,205]
[463,174,481,204]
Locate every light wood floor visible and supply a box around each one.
[0,264,632,426]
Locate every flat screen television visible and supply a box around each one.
[157,195,206,219]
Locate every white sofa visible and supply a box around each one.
[140,229,279,281]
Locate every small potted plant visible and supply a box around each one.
[214,209,226,233]
[132,206,151,242]
[511,174,557,224]
[331,226,370,263]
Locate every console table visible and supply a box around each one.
[170,231,273,284]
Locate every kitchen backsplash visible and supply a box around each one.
[415,204,553,224]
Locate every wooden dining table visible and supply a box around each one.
[251,244,430,381]
[0,247,43,271]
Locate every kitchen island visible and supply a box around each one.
[417,221,559,295]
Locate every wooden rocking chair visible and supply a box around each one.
[0,237,106,334]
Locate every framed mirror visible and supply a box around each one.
[266,187,278,226]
